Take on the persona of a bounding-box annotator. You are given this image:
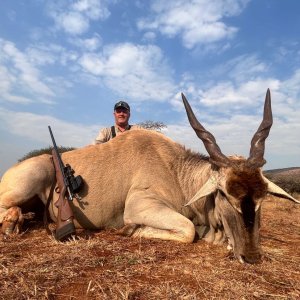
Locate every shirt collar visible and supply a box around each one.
[115,124,130,132]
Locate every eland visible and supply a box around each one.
[0,89,298,263]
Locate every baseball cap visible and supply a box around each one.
[114,101,130,111]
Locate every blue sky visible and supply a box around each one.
[1,0,300,176]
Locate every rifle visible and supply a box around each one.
[48,126,83,241]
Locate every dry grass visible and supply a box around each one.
[1,197,299,300]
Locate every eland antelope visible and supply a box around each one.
[0,89,298,263]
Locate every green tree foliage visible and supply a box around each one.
[18,146,76,162]
[138,120,167,131]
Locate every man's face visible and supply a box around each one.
[114,107,130,126]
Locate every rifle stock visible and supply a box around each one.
[52,151,74,221]
[51,149,76,241]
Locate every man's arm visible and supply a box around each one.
[94,127,111,144]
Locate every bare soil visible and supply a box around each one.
[0,197,299,300]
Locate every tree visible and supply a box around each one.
[138,120,167,131]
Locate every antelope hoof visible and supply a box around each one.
[1,207,24,235]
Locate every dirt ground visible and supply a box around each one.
[0,197,299,300]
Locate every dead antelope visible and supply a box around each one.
[0,89,298,263]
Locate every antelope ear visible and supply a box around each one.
[263,176,300,203]
[185,176,218,206]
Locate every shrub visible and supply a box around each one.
[138,120,167,131]
[19,146,76,162]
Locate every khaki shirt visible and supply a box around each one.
[94,124,143,144]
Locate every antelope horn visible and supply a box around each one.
[182,93,231,167]
[247,89,273,168]
[184,174,219,206]
[263,176,300,203]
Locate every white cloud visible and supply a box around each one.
[137,0,250,48]
[1,94,33,104]
[56,11,90,35]
[72,0,110,20]
[0,108,99,147]
[176,55,280,110]
[49,0,111,36]
[25,43,79,68]
[69,34,102,51]
[199,79,279,107]
[142,31,157,42]
[281,69,300,100]
[0,39,55,103]
[172,80,272,118]
[26,47,57,66]
[78,43,176,101]
[0,64,33,103]
[0,65,15,94]
[211,55,269,83]
[79,53,105,75]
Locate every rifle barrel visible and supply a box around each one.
[48,125,73,201]
[48,126,58,149]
